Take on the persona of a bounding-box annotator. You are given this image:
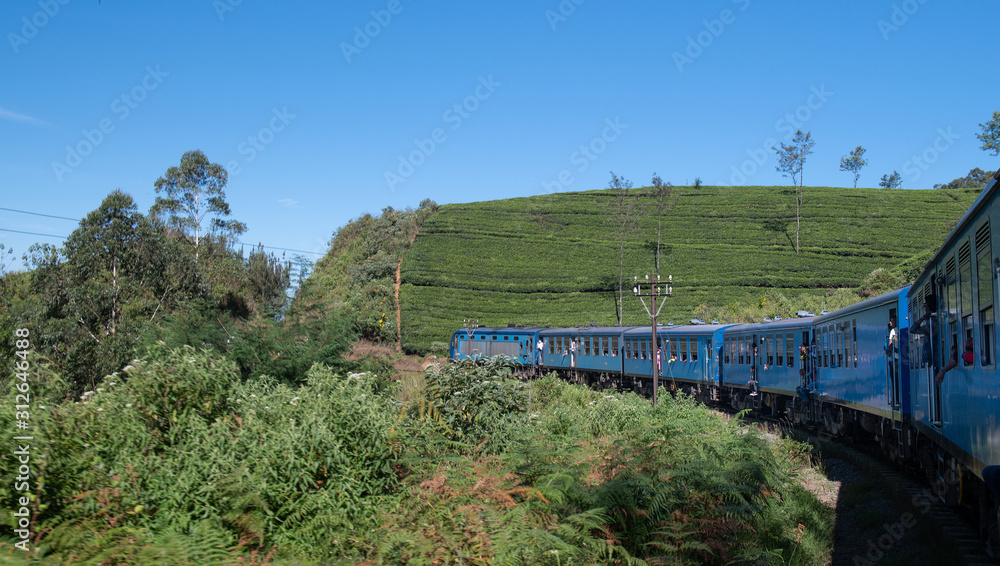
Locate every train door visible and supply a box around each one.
[887,308,901,410]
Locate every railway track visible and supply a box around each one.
[750,416,998,566]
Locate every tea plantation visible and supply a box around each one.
[399,185,979,352]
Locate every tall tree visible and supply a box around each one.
[649,173,677,278]
[839,146,868,188]
[879,171,902,189]
[604,172,642,326]
[976,110,1000,156]
[772,130,815,254]
[152,150,247,262]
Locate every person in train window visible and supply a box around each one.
[962,337,975,366]
[536,338,544,365]
[936,342,958,385]
[749,343,760,397]
[886,315,898,356]
[910,296,938,369]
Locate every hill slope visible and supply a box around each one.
[398,185,979,352]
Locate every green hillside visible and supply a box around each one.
[399,185,979,352]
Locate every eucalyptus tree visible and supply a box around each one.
[772,130,815,254]
[152,150,247,262]
[839,146,868,188]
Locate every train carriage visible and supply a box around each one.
[721,317,813,414]
[810,287,911,442]
[659,323,735,402]
[538,326,624,377]
[449,326,541,366]
[908,171,1000,506]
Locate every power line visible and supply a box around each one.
[0,207,79,222]
[0,206,327,256]
[0,227,324,256]
[0,228,67,239]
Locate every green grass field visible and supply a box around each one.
[398,185,979,352]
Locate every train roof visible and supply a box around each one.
[914,168,1000,286]
[452,326,544,335]
[541,326,627,335]
[722,317,812,334]
[811,286,910,323]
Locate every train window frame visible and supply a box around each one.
[786,332,795,368]
[738,336,745,365]
[976,222,994,368]
[765,333,773,367]
[583,337,591,357]
[548,338,554,355]
[692,338,699,362]
[679,339,688,362]
[611,337,618,357]
[776,334,784,367]
[852,319,858,367]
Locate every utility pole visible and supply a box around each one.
[633,274,673,405]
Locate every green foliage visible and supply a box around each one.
[839,145,868,188]
[397,186,978,351]
[0,345,398,562]
[934,167,995,189]
[293,202,437,346]
[977,110,1000,156]
[151,149,247,259]
[879,171,903,189]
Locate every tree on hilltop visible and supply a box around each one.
[933,167,993,190]
[977,110,1000,156]
[604,171,642,326]
[879,171,902,189]
[839,146,868,188]
[772,130,815,254]
[151,150,247,263]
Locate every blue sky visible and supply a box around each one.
[2,0,998,265]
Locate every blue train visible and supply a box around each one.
[449,168,1000,541]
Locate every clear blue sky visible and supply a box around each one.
[2,0,998,265]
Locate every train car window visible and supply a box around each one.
[786,333,795,367]
[823,327,829,367]
[977,223,994,367]
[625,339,632,359]
[548,338,554,355]
[612,337,619,357]
[583,337,590,356]
[692,338,699,362]
[764,334,772,367]
[982,307,995,366]
[671,337,679,361]
[852,319,858,367]
[960,241,973,318]
[738,336,744,364]
[842,324,850,369]
[776,334,784,367]
[680,339,688,362]
[723,338,730,364]
[832,325,838,367]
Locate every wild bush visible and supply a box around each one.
[0,345,399,563]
